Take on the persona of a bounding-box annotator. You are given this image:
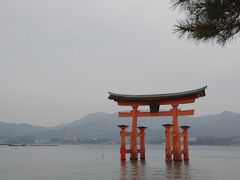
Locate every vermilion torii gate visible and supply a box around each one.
[108,86,207,161]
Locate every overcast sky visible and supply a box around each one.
[0,0,240,126]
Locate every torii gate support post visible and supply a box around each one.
[172,104,182,161]
[138,126,147,161]
[181,126,190,161]
[130,105,138,160]
[118,125,129,161]
[163,124,173,162]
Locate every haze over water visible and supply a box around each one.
[0,145,240,180]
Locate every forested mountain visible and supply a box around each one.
[0,111,240,140]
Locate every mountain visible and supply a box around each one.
[0,122,47,138]
[1,111,240,140]
[185,111,240,137]
[28,112,120,139]
[28,111,240,139]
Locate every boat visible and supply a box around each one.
[8,144,26,146]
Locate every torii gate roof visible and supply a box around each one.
[108,86,207,106]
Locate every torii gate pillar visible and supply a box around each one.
[130,105,138,160]
[138,126,147,160]
[172,104,182,161]
[118,125,129,161]
[163,124,173,162]
[181,125,190,161]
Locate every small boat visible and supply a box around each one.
[8,144,26,146]
[8,144,59,147]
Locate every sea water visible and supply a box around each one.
[0,145,240,180]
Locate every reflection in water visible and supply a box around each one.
[1,145,240,180]
[120,160,190,180]
[120,160,146,180]
[165,161,190,179]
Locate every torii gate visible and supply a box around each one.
[108,86,207,162]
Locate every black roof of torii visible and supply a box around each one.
[108,86,207,101]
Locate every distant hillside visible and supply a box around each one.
[28,111,240,139]
[185,111,240,137]
[0,122,47,137]
[1,111,240,140]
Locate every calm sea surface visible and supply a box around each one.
[0,145,240,180]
